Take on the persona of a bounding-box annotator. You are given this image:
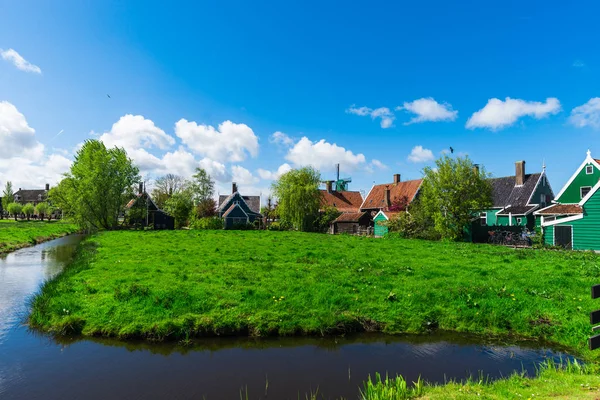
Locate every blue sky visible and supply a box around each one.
[1,1,600,199]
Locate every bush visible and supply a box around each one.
[7,203,22,221]
[387,201,440,240]
[190,216,223,230]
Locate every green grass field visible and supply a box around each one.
[0,219,78,254]
[29,230,600,398]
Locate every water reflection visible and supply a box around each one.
[0,236,580,400]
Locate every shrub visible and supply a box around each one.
[7,203,22,221]
[190,216,223,230]
[22,203,35,220]
[35,202,50,221]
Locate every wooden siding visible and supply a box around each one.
[335,222,360,234]
[552,188,600,250]
[544,225,554,246]
[530,174,554,207]
[373,213,388,237]
[496,215,529,227]
[556,162,600,204]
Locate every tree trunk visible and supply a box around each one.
[14,214,17,221]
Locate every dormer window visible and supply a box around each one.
[587,165,594,175]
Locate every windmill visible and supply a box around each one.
[334,164,352,191]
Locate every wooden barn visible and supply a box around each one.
[125,184,175,230]
[330,211,372,234]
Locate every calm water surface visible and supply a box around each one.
[0,236,576,399]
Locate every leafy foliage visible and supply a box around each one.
[35,202,50,221]
[420,155,492,240]
[314,206,341,233]
[190,216,223,230]
[49,140,140,230]
[7,203,22,220]
[2,181,13,211]
[271,167,321,231]
[386,200,440,240]
[163,188,194,229]
[190,168,214,204]
[22,203,35,220]
[195,198,217,218]
[151,174,186,209]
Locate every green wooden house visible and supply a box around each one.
[536,150,600,250]
[217,182,262,229]
[372,211,400,237]
[477,161,554,229]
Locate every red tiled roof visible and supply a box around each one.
[320,190,363,213]
[536,204,583,215]
[333,211,368,223]
[361,179,422,211]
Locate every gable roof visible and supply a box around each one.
[222,203,249,218]
[13,189,47,203]
[535,203,583,216]
[554,151,600,202]
[218,192,261,214]
[360,179,422,211]
[320,190,363,213]
[333,211,368,223]
[373,210,402,221]
[489,173,541,209]
[125,192,159,211]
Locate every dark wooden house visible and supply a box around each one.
[331,211,372,234]
[217,182,262,229]
[13,184,50,206]
[125,184,174,230]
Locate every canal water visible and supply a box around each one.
[0,236,576,399]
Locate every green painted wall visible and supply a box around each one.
[495,215,528,227]
[478,209,499,226]
[530,174,555,206]
[556,162,600,204]
[544,225,554,246]
[374,214,388,237]
[552,188,600,250]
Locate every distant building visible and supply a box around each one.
[13,184,50,205]
[217,182,262,229]
[125,183,174,230]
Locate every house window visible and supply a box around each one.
[479,212,487,226]
[542,176,546,186]
[540,194,547,207]
[587,165,594,175]
[581,186,592,199]
[516,217,522,225]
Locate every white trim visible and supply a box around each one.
[541,214,584,227]
[359,184,376,210]
[223,203,249,219]
[579,180,600,205]
[554,152,600,201]
[373,210,389,221]
[587,165,594,175]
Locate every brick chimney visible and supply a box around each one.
[515,161,526,186]
[45,183,50,191]
[325,180,333,193]
[138,182,144,194]
[232,182,238,193]
[385,185,391,208]
[393,174,401,184]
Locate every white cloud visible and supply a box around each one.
[346,105,395,128]
[198,157,231,182]
[397,98,458,124]
[0,48,41,74]
[407,146,435,163]
[231,165,259,185]
[257,163,292,180]
[466,97,561,130]
[270,131,294,147]
[569,98,600,129]
[286,137,367,171]
[99,114,175,151]
[0,101,45,160]
[175,119,259,162]
[371,159,388,170]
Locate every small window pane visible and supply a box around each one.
[581,186,592,199]
[587,165,594,175]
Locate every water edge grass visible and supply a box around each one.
[0,219,78,254]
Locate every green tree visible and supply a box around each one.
[2,181,13,212]
[420,155,492,240]
[49,140,140,230]
[314,206,341,233]
[151,174,186,209]
[35,202,50,221]
[387,199,440,240]
[190,168,214,204]
[22,203,35,221]
[195,198,217,218]
[271,167,321,231]
[164,188,194,229]
[7,203,22,221]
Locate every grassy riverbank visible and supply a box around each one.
[0,220,78,254]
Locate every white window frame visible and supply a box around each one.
[586,165,594,175]
[479,212,487,226]
[581,186,592,199]
[540,194,546,204]
[516,217,522,225]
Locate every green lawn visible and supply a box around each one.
[0,219,78,254]
[28,230,600,398]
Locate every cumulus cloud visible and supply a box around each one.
[466,97,561,130]
[285,137,367,171]
[257,163,292,180]
[0,101,43,159]
[397,98,458,124]
[346,105,395,128]
[175,119,259,162]
[270,131,294,147]
[99,114,175,151]
[371,159,388,170]
[407,146,434,163]
[569,98,600,129]
[231,165,259,185]
[0,48,41,74]
[198,157,231,182]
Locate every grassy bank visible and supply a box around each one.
[0,220,78,254]
[30,231,599,354]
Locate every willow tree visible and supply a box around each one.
[420,155,492,241]
[49,140,140,230]
[271,167,321,231]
